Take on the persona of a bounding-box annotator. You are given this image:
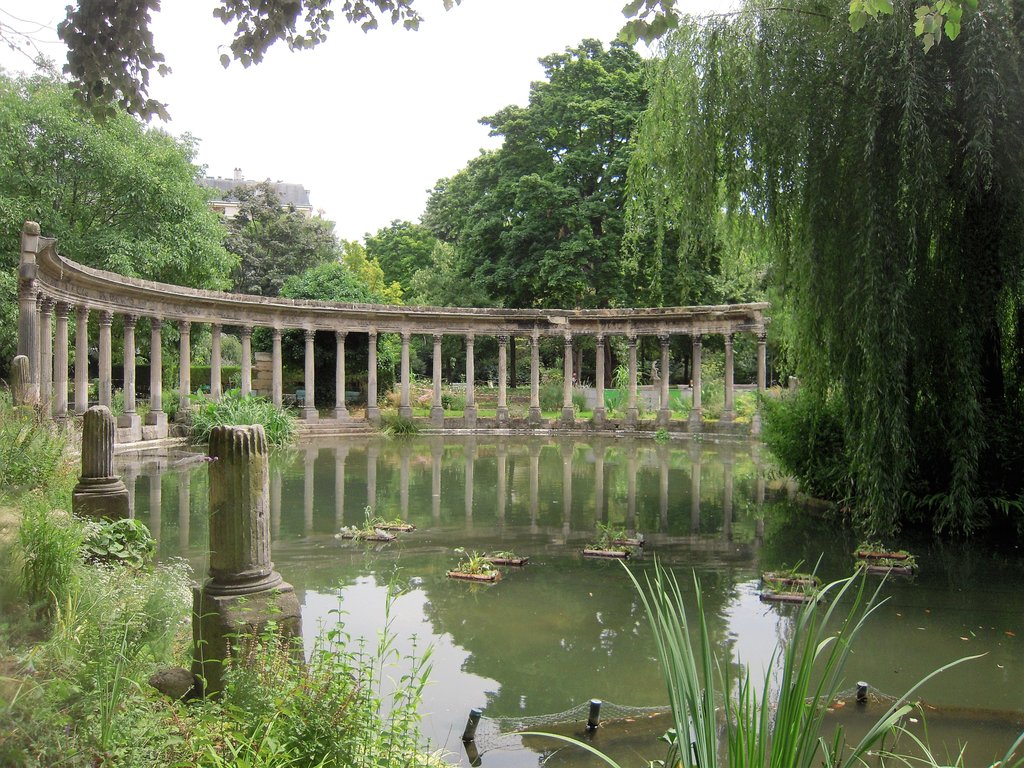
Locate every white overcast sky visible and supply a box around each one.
[0,1,722,241]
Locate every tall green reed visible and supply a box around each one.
[187,389,297,447]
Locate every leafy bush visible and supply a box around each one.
[380,412,420,436]
[82,518,156,569]
[0,392,69,494]
[762,388,849,502]
[17,500,85,615]
[188,389,297,447]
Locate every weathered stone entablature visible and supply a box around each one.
[18,221,769,441]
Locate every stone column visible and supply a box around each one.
[178,321,192,415]
[11,356,29,407]
[193,425,301,697]
[302,329,318,422]
[72,406,130,519]
[496,334,509,423]
[561,333,574,423]
[752,332,767,436]
[149,473,162,548]
[75,306,89,415]
[334,331,348,420]
[239,326,253,397]
[119,314,141,436]
[626,334,638,426]
[431,333,444,425]
[659,445,670,532]
[335,446,348,527]
[658,334,672,427]
[303,446,316,534]
[593,334,606,425]
[529,332,541,423]
[626,446,637,530]
[689,335,702,430]
[38,297,53,412]
[399,444,410,520]
[723,453,734,540]
[722,333,735,424]
[367,330,380,424]
[98,310,113,408]
[124,465,137,518]
[399,331,412,418]
[210,324,222,401]
[148,318,166,433]
[178,474,191,552]
[18,222,40,403]
[594,445,606,523]
[431,439,443,524]
[271,328,283,408]
[54,302,70,419]
[463,334,477,426]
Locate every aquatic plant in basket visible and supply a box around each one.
[448,548,499,581]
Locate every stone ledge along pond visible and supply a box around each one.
[117,435,1024,767]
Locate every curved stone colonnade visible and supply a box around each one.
[17,221,770,442]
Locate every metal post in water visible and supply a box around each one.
[462,708,482,742]
[856,681,868,704]
[586,699,602,731]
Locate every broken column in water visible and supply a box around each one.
[192,424,301,696]
[10,355,30,407]
[72,406,131,519]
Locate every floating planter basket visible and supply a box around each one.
[373,522,415,532]
[759,571,821,605]
[336,529,397,542]
[447,570,500,582]
[583,548,631,559]
[610,536,644,548]
[484,555,529,566]
[759,590,819,605]
[854,547,917,576]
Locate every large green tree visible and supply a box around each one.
[424,39,648,309]
[226,182,341,297]
[364,219,437,290]
[630,0,1024,535]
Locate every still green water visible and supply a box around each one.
[119,435,1024,767]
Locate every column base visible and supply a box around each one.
[399,405,413,419]
[688,408,703,430]
[117,412,142,443]
[430,405,445,425]
[334,407,350,421]
[593,407,606,426]
[301,406,319,423]
[73,476,131,520]
[750,410,762,436]
[528,407,542,424]
[496,407,510,424]
[561,406,575,424]
[192,579,302,697]
[463,405,477,427]
[720,409,734,425]
[657,409,672,428]
[626,408,639,426]
[367,406,380,425]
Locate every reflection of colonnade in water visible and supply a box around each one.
[215,440,767,541]
[119,440,771,558]
[19,223,769,442]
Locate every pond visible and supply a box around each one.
[117,435,1024,767]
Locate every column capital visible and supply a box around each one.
[563,332,573,346]
[304,328,316,342]
[531,330,540,344]
[725,332,734,345]
[238,325,253,339]
[595,332,605,346]
[465,333,474,345]
[55,301,71,319]
[123,313,137,328]
[368,328,378,340]
[433,333,443,345]
[335,329,347,341]
[99,310,113,326]
[39,295,54,313]
[150,316,163,333]
[626,333,637,347]
[658,333,671,347]
[179,319,191,334]
[692,333,703,346]
[758,332,767,344]
[76,304,90,321]
[401,330,412,343]
[271,326,282,339]
[212,322,222,332]
[497,334,509,346]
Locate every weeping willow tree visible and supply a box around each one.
[626,0,1024,535]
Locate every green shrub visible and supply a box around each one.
[762,388,849,502]
[82,518,156,569]
[380,411,420,436]
[0,392,68,494]
[188,389,297,447]
[17,500,85,615]
[189,365,242,392]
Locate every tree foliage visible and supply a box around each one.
[226,182,340,297]
[54,0,461,121]
[364,219,437,290]
[423,39,648,309]
[631,0,1024,536]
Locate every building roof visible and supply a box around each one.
[200,175,312,210]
